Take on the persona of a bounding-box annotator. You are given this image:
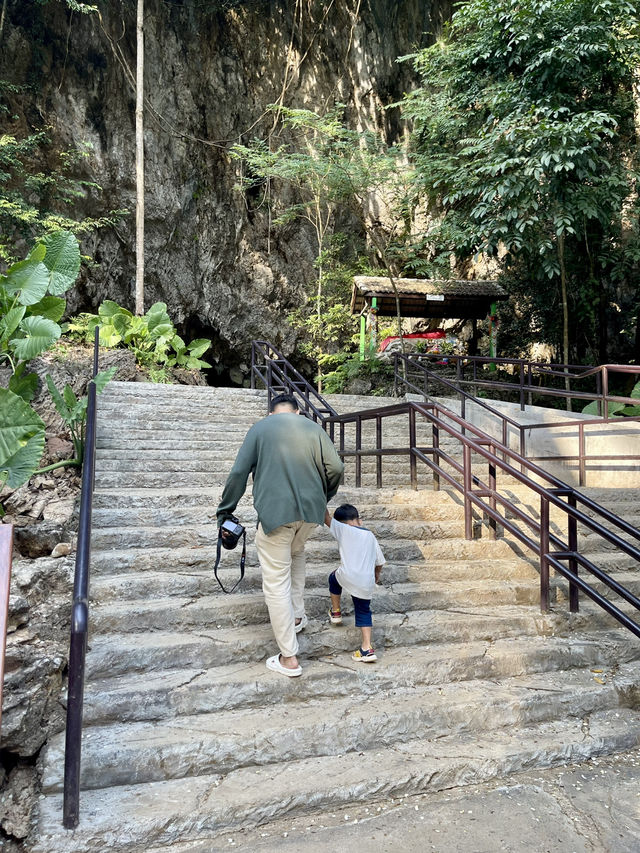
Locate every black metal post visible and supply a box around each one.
[409,407,417,490]
[540,496,550,611]
[568,494,579,612]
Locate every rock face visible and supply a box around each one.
[1,0,440,376]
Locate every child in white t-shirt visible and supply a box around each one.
[324,504,385,663]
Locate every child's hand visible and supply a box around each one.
[375,566,382,585]
[324,509,331,527]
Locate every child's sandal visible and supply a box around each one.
[328,609,343,625]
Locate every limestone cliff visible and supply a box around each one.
[2,0,444,376]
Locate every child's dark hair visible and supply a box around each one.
[334,503,359,522]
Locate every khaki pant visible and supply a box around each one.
[255,520,317,658]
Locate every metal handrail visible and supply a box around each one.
[0,522,13,737]
[405,352,640,415]
[62,327,99,829]
[396,353,640,487]
[253,340,640,638]
[251,340,338,420]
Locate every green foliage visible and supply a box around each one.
[44,367,116,466]
[0,388,46,491]
[400,0,640,362]
[321,353,394,395]
[0,230,80,391]
[232,105,413,384]
[582,379,640,416]
[66,300,213,377]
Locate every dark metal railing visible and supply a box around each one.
[251,340,338,421]
[395,353,640,488]
[0,522,13,736]
[403,352,640,415]
[252,341,640,639]
[63,327,100,829]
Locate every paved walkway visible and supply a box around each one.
[215,748,640,853]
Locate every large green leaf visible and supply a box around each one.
[0,305,26,343]
[41,230,81,295]
[1,430,46,489]
[0,387,45,463]
[615,405,640,417]
[93,366,117,393]
[45,374,71,422]
[3,256,49,305]
[10,315,62,361]
[99,300,131,320]
[8,366,38,403]
[630,381,640,400]
[26,294,66,322]
[98,323,122,347]
[187,338,211,359]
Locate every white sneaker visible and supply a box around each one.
[294,613,308,633]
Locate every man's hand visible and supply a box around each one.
[375,565,383,585]
[324,508,331,527]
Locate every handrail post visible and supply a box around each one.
[568,494,579,613]
[393,354,398,396]
[596,369,602,417]
[527,362,533,407]
[432,422,440,492]
[266,362,273,414]
[0,524,14,736]
[578,423,586,488]
[540,496,550,612]
[409,407,417,490]
[463,443,472,540]
[602,366,609,419]
[488,450,497,541]
[250,343,255,390]
[355,418,362,489]
[519,362,525,411]
[376,415,382,488]
[63,376,97,828]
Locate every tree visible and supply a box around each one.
[135,0,145,315]
[232,106,416,385]
[401,0,640,394]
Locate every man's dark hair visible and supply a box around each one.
[334,503,359,522]
[270,393,299,412]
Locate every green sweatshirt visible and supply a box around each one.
[216,413,344,534]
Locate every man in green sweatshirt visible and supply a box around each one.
[217,393,344,677]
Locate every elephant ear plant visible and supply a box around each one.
[0,230,114,511]
[43,368,116,471]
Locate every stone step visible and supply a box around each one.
[88,537,517,577]
[82,605,601,680]
[34,707,640,852]
[90,499,465,529]
[89,485,457,509]
[89,574,553,633]
[41,662,640,794]
[80,631,639,725]
[89,518,470,551]
[88,555,540,603]
[89,567,640,635]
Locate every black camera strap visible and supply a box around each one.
[213,527,246,594]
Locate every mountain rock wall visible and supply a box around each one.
[2,0,445,375]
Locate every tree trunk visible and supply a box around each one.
[135,0,145,316]
[557,232,571,411]
[0,0,7,42]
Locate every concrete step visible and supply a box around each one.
[88,536,517,577]
[41,661,640,793]
[80,631,640,725]
[90,498,465,529]
[33,708,640,852]
[88,554,540,603]
[82,605,602,680]
[89,518,469,550]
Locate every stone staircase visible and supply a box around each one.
[33,382,640,851]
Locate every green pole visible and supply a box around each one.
[369,297,378,356]
[489,301,497,371]
[360,313,366,361]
